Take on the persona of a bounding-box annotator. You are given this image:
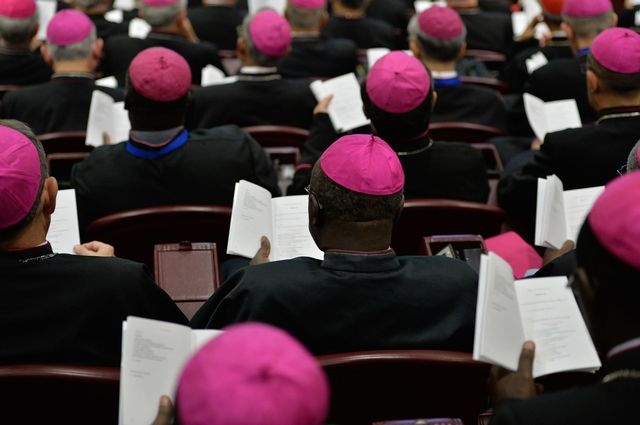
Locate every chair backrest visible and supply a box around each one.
[242,125,309,149]
[0,364,120,425]
[154,242,221,319]
[460,76,511,95]
[464,49,507,74]
[86,205,233,269]
[317,350,491,425]
[373,420,464,425]
[392,199,506,255]
[218,49,242,75]
[470,143,504,178]
[429,122,507,144]
[421,235,487,256]
[0,84,21,99]
[38,131,92,154]
[46,152,90,189]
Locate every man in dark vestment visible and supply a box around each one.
[191,133,478,356]
[71,47,279,235]
[0,0,52,86]
[446,0,513,55]
[490,171,640,425]
[72,0,129,41]
[187,0,246,50]
[323,0,398,49]
[0,119,187,367]
[0,10,122,134]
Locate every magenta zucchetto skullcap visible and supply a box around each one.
[366,51,430,114]
[289,0,326,9]
[128,47,191,102]
[46,10,93,46]
[176,323,329,425]
[591,28,640,74]
[319,134,405,195]
[417,6,464,40]
[588,172,640,270]
[142,0,179,5]
[249,9,292,57]
[562,0,611,17]
[0,126,41,230]
[0,0,36,18]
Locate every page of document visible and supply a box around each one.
[227,180,274,258]
[112,101,131,144]
[310,73,371,133]
[36,1,57,40]
[538,175,568,249]
[95,76,119,89]
[248,0,286,14]
[48,189,81,255]
[562,186,604,243]
[119,317,193,425]
[523,94,581,141]
[201,65,226,86]
[114,0,136,10]
[129,18,151,39]
[86,91,115,147]
[515,277,601,377]
[414,0,446,13]
[270,195,323,261]
[473,253,525,371]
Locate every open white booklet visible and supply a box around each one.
[535,175,604,249]
[366,48,414,70]
[474,253,601,378]
[48,189,81,255]
[309,73,371,133]
[523,93,582,141]
[248,0,286,14]
[85,90,131,147]
[119,317,222,425]
[227,180,324,261]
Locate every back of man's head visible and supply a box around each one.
[336,0,369,10]
[587,27,640,95]
[125,47,192,130]
[362,51,433,141]
[46,9,96,62]
[0,0,39,45]
[561,0,613,39]
[238,9,292,67]
[140,0,186,27]
[408,5,467,63]
[286,0,326,30]
[0,120,48,243]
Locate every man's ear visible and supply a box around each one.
[92,38,104,61]
[457,40,467,60]
[320,10,329,28]
[431,89,438,110]
[40,44,53,66]
[309,192,323,229]
[41,176,58,217]
[561,22,574,41]
[236,36,247,57]
[586,69,600,94]
[409,39,422,59]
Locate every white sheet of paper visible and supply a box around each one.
[104,9,124,23]
[310,73,370,133]
[201,65,226,86]
[413,0,446,13]
[525,51,549,74]
[248,0,286,14]
[129,18,151,39]
[86,92,131,147]
[523,93,582,141]
[366,48,414,69]
[48,189,81,255]
[226,180,274,258]
[562,185,604,242]
[271,195,323,261]
[112,101,131,144]
[96,76,119,89]
[36,1,57,40]
[636,10,640,27]
[114,0,136,11]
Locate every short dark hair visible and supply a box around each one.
[340,0,369,9]
[587,54,640,94]
[310,164,403,223]
[0,120,48,242]
[124,75,190,131]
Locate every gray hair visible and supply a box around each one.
[627,140,640,172]
[237,13,282,67]
[47,26,97,61]
[407,14,467,62]
[0,12,39,45]
[563,10,614,38]
[141,0,186,27]
[286,2,324,29]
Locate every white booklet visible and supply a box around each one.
[36,1,57,40]
[129,17,151,39]
[248,0,286,14]
[523,93,582,141]
[226,180,324,261]
[473,252,601,378]
[48,189,81,255]
[201,65,226,86]
[535,175,604,249]
[118,317,222,425]
[413,0,447,13]
[309,73,371,133]
[366,48,414,70]
[85,90,130,147]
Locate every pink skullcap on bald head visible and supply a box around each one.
[46,10,93,46]
[417,6,464,40]
[319,134,404,195]
[289,0,326,8]
[0,125,42,230]
[562,0,611,17]
[591,28,640,74]
[366,51,430,114]
[128,47,191,102]
[249,9,292,57]
[142,0,179,5]
[0,0,36,18]
[588,172,640,269]
[176,323,329,425]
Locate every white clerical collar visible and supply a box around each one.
[608,336,640,359]
[431,70,458,80]
[240,66,278,75]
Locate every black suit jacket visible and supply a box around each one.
[188,5,246,51]
[89,14,129,42]
[0,47,52,86]
[432,82,508,131]
[458,9,513,55]
[323,15,398,49]
[278,35,358,79]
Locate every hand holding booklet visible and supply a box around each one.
[473,252,601,378]
[226,180,324,261]
[309,73,371,133]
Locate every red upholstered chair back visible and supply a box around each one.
[86,205,232,269]
[317,350,491,425]
[392,199,505,255]
[428,122,507,144]
[460,76,511,95]
[46,152,90,189]
[0,364,119,425]
[37,131,93,154]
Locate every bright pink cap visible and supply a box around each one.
[0,126,41,230]
[366,51,430,114]
[249,10,292,57]
[142,0,179,5]
[46,10,93,46]
[0,0,36,19]
[176,323,329,425]
[591,28,640,74]
[562,0,611,17]
[319,134,405,195]
[588,172,640,269]
[289,0,326,9]
[128,47,191,102]
[486,231,543,279]
[417,6,464,40]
